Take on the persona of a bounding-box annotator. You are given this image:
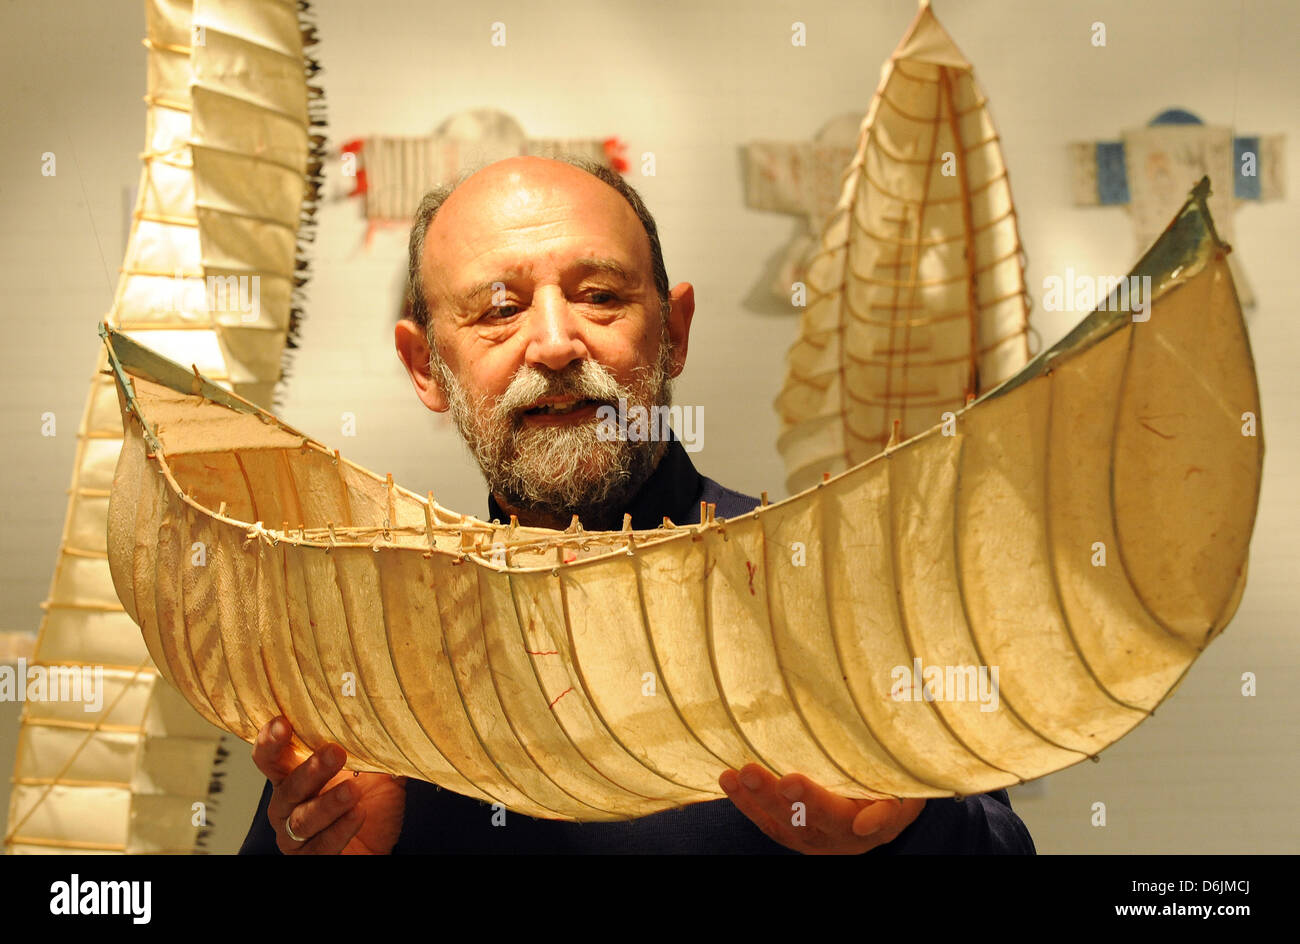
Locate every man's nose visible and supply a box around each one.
[523,286,589,372]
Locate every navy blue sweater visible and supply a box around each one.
[241,433,1035,854]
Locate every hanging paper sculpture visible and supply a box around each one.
[1069,108,1286,308]
[339,108,625,245]
[101,178,1262,821]
[742,111,862,303]
[772,0,1032,495]
[5,0,322,854]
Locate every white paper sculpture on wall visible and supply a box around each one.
[101,178,1262,820]
[5,0,322,854]
[742,112,862,303]
[339,108,626,244]
[772,0,1032,495]
[1069,108,1285,309]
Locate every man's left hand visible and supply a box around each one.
[720,763,924,855]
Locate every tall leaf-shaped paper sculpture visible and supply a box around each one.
[102,180,1261,820]
[5,0,322,854]
[775,0,1032,493]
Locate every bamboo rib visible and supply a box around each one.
[816,481,940,794]
[1036,373,1147,715]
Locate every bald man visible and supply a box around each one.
[239,155,1034,855]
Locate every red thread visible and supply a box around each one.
[340,138,367,197]
[745,560,758,595]
[1138,421,1174,440]
[525,649,560,656]
[548,686,574,709]
[603,137,629,174]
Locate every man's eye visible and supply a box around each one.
[486,303,521,319]
[586,290,618,304]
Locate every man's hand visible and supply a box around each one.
[720,763,924,855]
[252,716,408,855]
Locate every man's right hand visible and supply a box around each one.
[252,716,408,855]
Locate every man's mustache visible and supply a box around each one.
[495,362,632,421]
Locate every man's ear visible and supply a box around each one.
[666,282,695,378]
[394,318,450,413]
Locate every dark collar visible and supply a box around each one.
[486,430,706,530]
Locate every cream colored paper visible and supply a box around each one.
[101,181,1262,821]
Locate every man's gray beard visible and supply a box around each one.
[431,329,675,527]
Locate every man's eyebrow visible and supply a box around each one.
[454,259,639,306]
[568,258,637,284]
[456,269,529,305]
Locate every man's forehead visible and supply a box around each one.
[423,158,651,292]
[448,155,621,209]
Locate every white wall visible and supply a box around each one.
[2,0,1297,853]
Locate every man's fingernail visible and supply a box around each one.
[719,772,738,794]
[740,770,762,791]
[268,719,284,741]
[779,781,803,802]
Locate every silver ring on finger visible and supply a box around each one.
[285,818,308,843]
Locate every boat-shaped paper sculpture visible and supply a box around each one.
[5,0,322,854]
[775,0,1032,493]
[103,180,1261,821]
